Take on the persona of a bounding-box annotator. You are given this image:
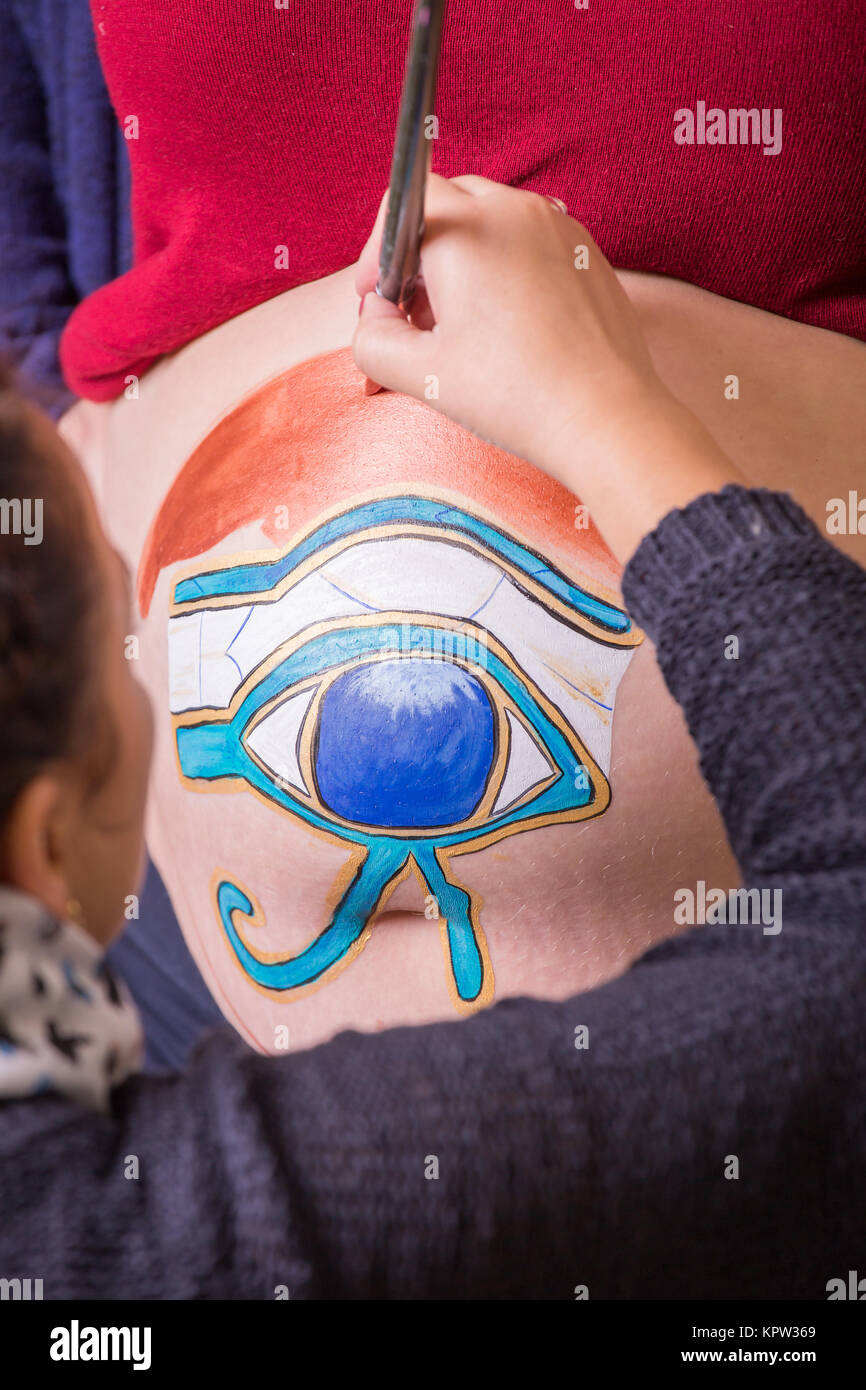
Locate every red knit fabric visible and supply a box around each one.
[61,0,866,400]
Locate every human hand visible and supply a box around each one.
[354,175,670,467]
[353,174,742,561]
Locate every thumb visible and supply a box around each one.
[352,292,431,400]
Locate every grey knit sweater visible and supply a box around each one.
[1,486,864,1299]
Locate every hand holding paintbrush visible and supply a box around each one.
[355,172,745,564]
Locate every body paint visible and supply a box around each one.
[143,349,641,1015]
[167,492,641,1011]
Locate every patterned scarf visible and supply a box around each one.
[0,887,143,1112]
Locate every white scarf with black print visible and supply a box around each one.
[0,887,143,1112]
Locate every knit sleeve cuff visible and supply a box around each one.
[621,484,817,635]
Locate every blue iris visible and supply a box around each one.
[314,658,496,828]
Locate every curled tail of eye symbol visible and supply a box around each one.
[215,838,493,1010]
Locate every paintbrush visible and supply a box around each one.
[377,0,446,308]
[365,0,446,393]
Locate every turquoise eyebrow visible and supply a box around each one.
[173,497,632,636]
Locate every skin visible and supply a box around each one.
[38,175,866,1043]
[0,409,153,949]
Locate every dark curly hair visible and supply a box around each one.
[0,363,104,834]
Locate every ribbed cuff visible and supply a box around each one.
[621,485,817,635]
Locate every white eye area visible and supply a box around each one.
[245,687,317,797]
[492,710,555,815]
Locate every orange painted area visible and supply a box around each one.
[138,347,621,617]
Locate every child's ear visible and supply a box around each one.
[0,773,76,920]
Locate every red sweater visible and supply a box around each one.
[61,0,866,400]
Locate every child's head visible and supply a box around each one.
[0,367,153,945]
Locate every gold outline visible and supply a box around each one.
[244,646,513,828]
[168,487,643,650]
[172,487,636,1016]
[172,610,610,846]
[209,861,371,1007]
[209,852,495,1016]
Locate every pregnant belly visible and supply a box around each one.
[89,264,866,1053]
